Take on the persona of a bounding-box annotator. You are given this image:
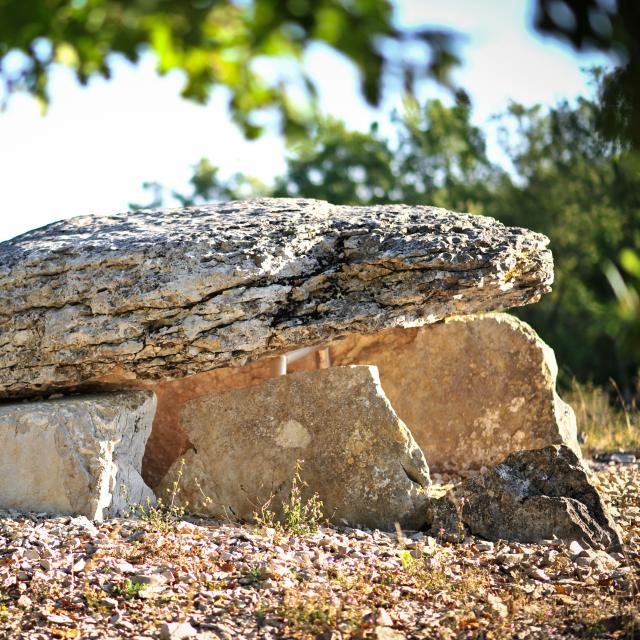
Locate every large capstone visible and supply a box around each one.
[157,366,431,531]
[0,198,553,399]
[0,391,156,520]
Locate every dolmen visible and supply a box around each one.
[0,198,620,548]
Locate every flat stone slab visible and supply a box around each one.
[0,391,156,520]
[0,198,552,399]
[157,365,431,530]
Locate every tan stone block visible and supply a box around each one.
[157,366,430,531]
[0,391,156,519]
[325,313,581,471]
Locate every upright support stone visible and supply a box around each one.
[314,313,581,470]
[0,391,156,520]
[157,366,431,531]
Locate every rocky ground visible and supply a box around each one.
[1,462,638,640]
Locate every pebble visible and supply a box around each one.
[100,597,119,609]
[159,621,198,639]
[568,540,584,556]
[376,608,394,627]
[131,572,169,586]
[595,452,637,464]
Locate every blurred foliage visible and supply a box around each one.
[129,158,267,209]
[145,79,639,394]
[273,118,397,205]
[0,0,460,138]
[534,0,640,150]
[565,378,639,453]
[2,0,639,147]
[269,92,495,211]
[606,249,640,384]
[486,95,640,396]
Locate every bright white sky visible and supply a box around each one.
[0,0,612,242]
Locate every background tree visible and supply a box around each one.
[272,118,397,205]
[488,97,640,394]
[535,0,640,149]
[0,0,459,138]
[4,1,640,145]
[130,159,268,209]
[391,94,495,212]
[607,249,640,388]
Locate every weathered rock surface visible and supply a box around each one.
[428,445,622,550]
[140,355,285,488]
[0,391,156,520]
[323,313,581,470]
[0,198,553,399]
[139,312,578,485]
[157,366,431,530]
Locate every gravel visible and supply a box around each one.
[0,462,638,639]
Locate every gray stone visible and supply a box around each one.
[0,391,156,520]
[428,445,622,550]
[157,365,431,531]
[0,198,553,399]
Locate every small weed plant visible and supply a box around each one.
[124,458,212,532]
[255,459,326,536]
[111,579,145,599]
[398,549,416,571]
[242,566,268,584]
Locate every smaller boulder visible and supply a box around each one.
[157,366,430,530]
[0,391,156,520]
[428,445,622,550]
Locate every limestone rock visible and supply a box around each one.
[428,445,622,550]
[0,391,156,520]
[321,313,581,471]
[140,312,578,486]
[0,198,553,399]
[140,355,282,488]
[157,366,431,530]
